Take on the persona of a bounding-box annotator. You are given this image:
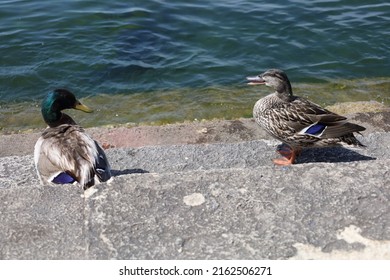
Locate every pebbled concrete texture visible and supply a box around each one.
[0,109,389,260]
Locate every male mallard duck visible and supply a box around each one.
[34,89,111,189]
[247,69,365,165]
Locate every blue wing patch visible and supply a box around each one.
[305,123,327,136]
[52,172,76,184]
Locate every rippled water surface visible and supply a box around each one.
[1,0,389,132]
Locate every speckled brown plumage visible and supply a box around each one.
[247,69,365,165]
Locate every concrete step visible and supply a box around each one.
[0,158,389,259]
[1,132,388,189]
[0,126,389,259]
[108,132,388,175]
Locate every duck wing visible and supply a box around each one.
[279,97,365,138]
[93,140,111,183]
[34,124,110,187]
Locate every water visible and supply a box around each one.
[1,0,389,133]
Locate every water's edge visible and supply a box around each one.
[1,79,389,134]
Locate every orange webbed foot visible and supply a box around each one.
[273,146,300,166]
[272,157,294,166]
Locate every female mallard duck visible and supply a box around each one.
[247,69,365,165]
[34,89,111,189]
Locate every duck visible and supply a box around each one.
[247,69,366,165]
[34,89,111,189]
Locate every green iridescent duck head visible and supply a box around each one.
[41,89,93,127]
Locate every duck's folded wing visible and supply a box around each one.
[93,141,111,182]
[280,99,364,138]
[34,136,74,183]
[37,125,98,185]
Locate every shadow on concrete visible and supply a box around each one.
[111,169,149,176]
[296,146,376,164]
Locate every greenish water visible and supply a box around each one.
[1,79,389,134]
[1,0,389,132]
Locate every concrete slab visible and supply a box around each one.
[84,161,390,259]
[0,110,389,259]
[0,185,86,259]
